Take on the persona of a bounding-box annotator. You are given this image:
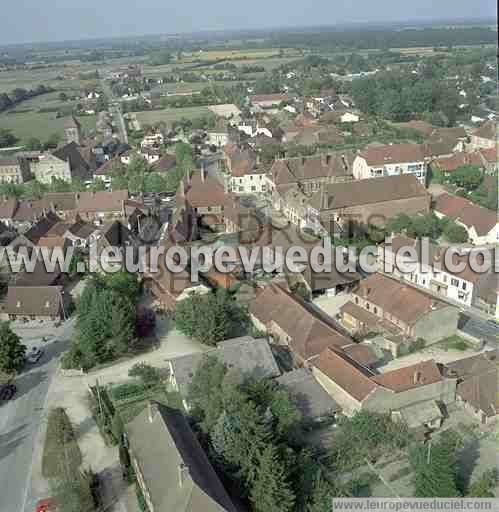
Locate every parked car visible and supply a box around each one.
[26,347,44,364]
[0,384,16,402]
[34,498,57,512]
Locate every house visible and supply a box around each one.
[353,144,428,185]
[139,148,161,164]
[177,169,226,223]
[0,156,31,184]
[76,190,129,224]
[141,131,164,149]
[432,151,484,176]
[470,120,497,150]
[339,273,459,343]
[152,154,176,174]
[226,149,267,194]
[475,272,499,320]
[29,142,93,184]
[249,93,290,109]
[0,197,19,227]
[307,174,430,236]
[380,236,495,308]
[269,152,354,199]
[166,336,280,405]
[126,403,236,512]
[434,193,498,245]
[312,348,455,424]
[475,147,498,174]
[249,282,352,366]
[277,368,341,422]
[64,218,101,248]
[445,352,498,424]
[1,286,68,322]
[142,242,208,311]
[64,116,81,145]
[8,212,60,250]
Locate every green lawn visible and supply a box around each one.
[135,106,210,127]
[0,111,96,142]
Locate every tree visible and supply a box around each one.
[443,222,468,243]
[0,128,18,148]
[128,362,162,388]
[176,290,250,346]
[250,445,295,512]
[448,165,483,191]
[59,92,68,102]
[410,437,460,497]
[25,137,42,150]
[46,132,61,148]
[0,322,27,372]
[467,469,498,497]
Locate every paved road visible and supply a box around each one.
[109,103,128,144]
[458,313,498,347]
[0,320,74,512]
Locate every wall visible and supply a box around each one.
[363,378,457,412]
[414,306,459,343]
[327,195,431,228]
[311,366,363,416]
[31,155,71,184]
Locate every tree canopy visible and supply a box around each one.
[0,321,26,373]
[175,289,250,346]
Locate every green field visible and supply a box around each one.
[134,106,210,127]
[0,111,96,142]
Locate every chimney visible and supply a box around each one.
[413,371,422,385]
[256,153,261,166]
[179,179,185,197]
[201,165,205,183]
[147,401,159,423]
[301,156,306,166]
[321,190,328,210]
[178,463,189,487]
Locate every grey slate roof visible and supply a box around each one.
[277,368,340,419]
[169,336,281,396]
[126,403,236,512]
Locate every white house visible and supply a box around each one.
[380,236,493,308]
[340,112,360,123]
[141,132,164,148]
[434,193,498,245]
[353,143,427,185]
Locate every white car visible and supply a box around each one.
[26,347,44,364]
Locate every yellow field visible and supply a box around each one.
[181,48,294,62]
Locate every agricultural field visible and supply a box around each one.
[134,106,210,127]
[181,48,285,62]
[0,65,98,94]
[0,111,96,141]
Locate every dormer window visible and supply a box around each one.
[45,301,50,308]
[16,301,21,308]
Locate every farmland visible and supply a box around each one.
[133,106,210,127]
[0,111,96,141]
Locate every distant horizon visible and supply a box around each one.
[0,3,496,47]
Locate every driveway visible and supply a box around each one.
[85,316,207,386]
[0,318,75,512]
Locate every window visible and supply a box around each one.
[355,296,359,304]
[374,307,378,314]
[366,303,370,310]
[462,282,467,290]
[451,278,459,287]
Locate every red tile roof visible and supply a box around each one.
[372,360,442,392]
[434,193,497,236]
[359,143,426,166]
[314,348,377,402]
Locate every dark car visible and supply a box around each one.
[0,384,16,402]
